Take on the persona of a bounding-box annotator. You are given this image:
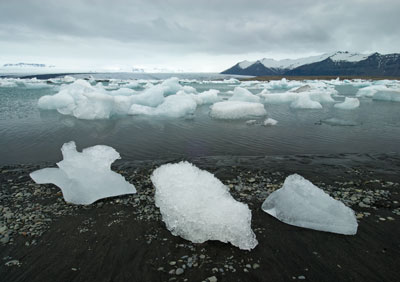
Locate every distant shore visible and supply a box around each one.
[1,153,399,282]
[241,75,400,81]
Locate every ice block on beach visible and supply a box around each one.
[30,141,136,205]
[262,174,358,235]
[151,161,258,250]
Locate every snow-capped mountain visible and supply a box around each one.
[221,51,400,76]
[3,63,55,68]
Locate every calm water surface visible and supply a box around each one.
[1,74,399,164]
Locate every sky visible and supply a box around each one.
[0,0,399,72]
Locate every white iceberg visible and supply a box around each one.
[290,94,323,109]
[263,118,278,126]
[160,77,182,95]
[372,90,400,102]
[30,141,136,205]
[229,87,260,103]
[192,89,221,105]
[262,174,358,235]
[356,85,389,98]
[129,92,197,118]
[209,101,267,119]
[151,162,258,250]
[334,97,360,110]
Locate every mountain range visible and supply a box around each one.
[221,51,400,76]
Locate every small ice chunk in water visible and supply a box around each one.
[262,174,358,235]
[334,97,360,110]
[30,141,136,205]
[151,162,258,250]
[263,118,278,126]
[209,101,267,119]
[321,118,357,126]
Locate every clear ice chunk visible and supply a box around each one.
[262,174,358,235]
[151,161,258,250]
[30,141,136,205]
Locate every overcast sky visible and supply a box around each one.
[1,0,399,72]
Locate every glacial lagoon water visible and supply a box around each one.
[1,73,400,165]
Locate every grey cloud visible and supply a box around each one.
[0,0,399,69]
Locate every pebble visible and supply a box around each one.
[1,235,10,244]
[298,275,306,280]
[207,276,218,282]
[169,261,176,266]
[253,263,260,269]
[5,260,20,267]
[175,268,184,275]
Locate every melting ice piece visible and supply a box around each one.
[30,141,136,205]
[209,101,266,119]
[262,174,358,235]
[151,162,258,250]
[372,90,400,102]
[334,97,360,110]
[321,118,357,126]
[290,94,323,109]
[229,87,260,103]
[263,118,278,126]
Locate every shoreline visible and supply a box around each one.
[241,75,400,81]
[1,153,400,281]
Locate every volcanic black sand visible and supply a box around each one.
[1,153,400,282]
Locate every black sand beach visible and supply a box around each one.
[1,153,400,282]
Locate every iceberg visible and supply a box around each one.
[160,77,182,95]
[334,97,360,110]
[30,141,136,205]
[209,101,267,119]
[192,89,221,105]
[262,174,358,235]
[356,85,389,98]
[290,94,323,109]
[151,162,258,250]
[129,92,197,118]
[263,118,278,126]
[229,87,260,103]
[372,90,400,102]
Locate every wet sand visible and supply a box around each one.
[1,153,400,282]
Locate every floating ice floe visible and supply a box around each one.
[30,141,136,205]
[356,85,390,98]
[334,97,360,110]
[129,92,197,118]
[151,162,258,250]
[263,118,278,126]
[209,101,267,119]
[37,78,219,119]
[260,85,335,107]
[372,90,400,102]
[229,87,260,103]
[262,174,358,235]
[290,94,323,109]
[192,89,221,105]
[263,78,304,90]
[321,118,358,126]
[63,76,76,83]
